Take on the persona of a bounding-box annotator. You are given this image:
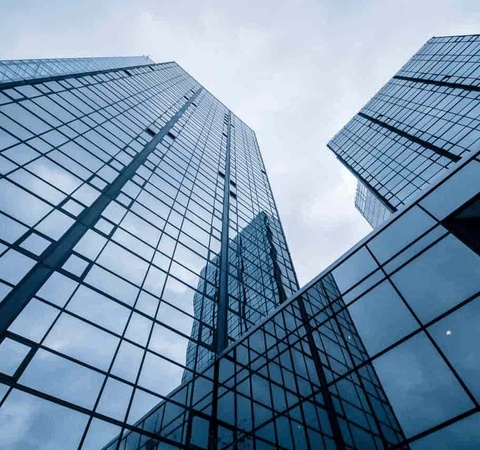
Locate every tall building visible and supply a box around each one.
[0,56,298,449]
[0,36,479,450]
[328,34,480,227]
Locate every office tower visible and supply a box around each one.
[328,34,480,227]
[1,35,479,450]
[0,56,298,449]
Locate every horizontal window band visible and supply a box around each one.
[358,112,461,162]
[393,74,480,93]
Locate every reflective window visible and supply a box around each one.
[368,206,435,263]
[332,247,378,293]
[429,296,480,400]
[348,280,417,355]
[411,413,480,449]
[96,377,133,421]
[372,332,473,437]
[19,349,104,409]
[44,313,119,370]
[392,234,480,322]
[421,161,480,220]
[9,299,59,342]
[0,389,89,449]
[0,337,31,376]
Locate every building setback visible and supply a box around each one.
[328,34,480,227]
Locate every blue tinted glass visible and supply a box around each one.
[421,161,480,220]
[19,349,104,409]
[80,418,122,450]
[8,298,58,342]
[96,378,133,421]
[348,280,417,355]
[0,337,30,376]
[44,314,119,370]
[392,235,480,322]
[36,271,78,307]
[0,389,88,449]
[0,250,36,284]
[429,296,480,400]
[373,332,473,437]
[368,206,435,263]
[332,247,378,293]
[411,413,480,449]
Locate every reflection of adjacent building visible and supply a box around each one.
[102,211,297,448]
[183,212,290,382]
[355,181,394,228]
[103,262,409,450]
[300,272,409,449]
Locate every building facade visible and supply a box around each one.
[105,134,480,450]
[328,34,480,227]
[183,211,291,382]
[0,56,298,449]
[0,37,479,450]
[354,181,393,228]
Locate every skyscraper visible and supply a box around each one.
[0,56,297,449]
[328,34,480,227]
[0,35,479,450]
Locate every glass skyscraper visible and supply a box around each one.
[0,56,298,449]
[0,36,479,450]
[328,34,480,227]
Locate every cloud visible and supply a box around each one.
[1,0,479,287]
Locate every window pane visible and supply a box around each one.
[348,280,417,355]
[0,389,89,449]
[411,413,480,449]
[332,247,378,293]
[0,338,31,376]
[19,349,104,409]
[372,332,473,437]
[429,296,480,400]
[391,234,480,322]
[44,314,119,370]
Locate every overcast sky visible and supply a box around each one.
[1,0,479,285]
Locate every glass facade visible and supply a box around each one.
[183,211,292,381]
[354,181,393,228]
[105,146,480,450]
[0,56,156,85]
[104,146,480,450]
[0,57,298,449]
[328,34,480,227]
[0,41,479,449]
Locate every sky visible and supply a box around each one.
[1,3,480,447]
[1,0,480,285]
